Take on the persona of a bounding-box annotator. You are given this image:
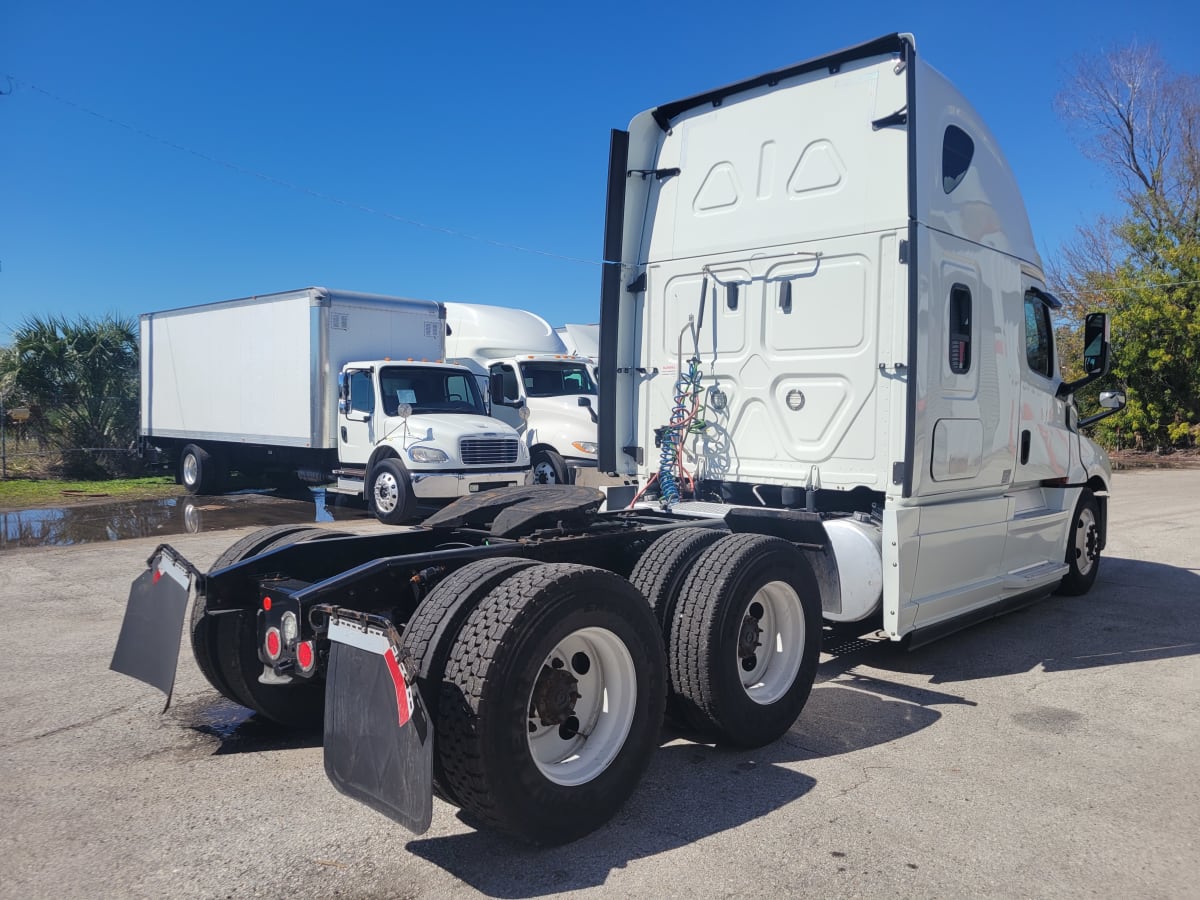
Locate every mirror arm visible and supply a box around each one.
[1079,406,1122,428]
[1057,370,1104,399]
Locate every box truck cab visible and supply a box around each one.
[598,32,1125,641]
[139,288,530,524]
[333,358,529,523]
[444,302,600,484]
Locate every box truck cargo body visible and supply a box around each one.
[140,287,530,521]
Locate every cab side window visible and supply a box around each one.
[348,370,375,413]
[1023,293,1054,379]
[489,363,520,402]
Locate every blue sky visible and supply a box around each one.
[2,1,1198,344]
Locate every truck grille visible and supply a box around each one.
[460,437,519,466]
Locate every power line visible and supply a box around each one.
[5,75,603,268]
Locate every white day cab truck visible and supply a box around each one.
[138,288,530,524]
[443,301,601,484]
[114,35,1126,846]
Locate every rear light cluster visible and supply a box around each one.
[261,594,319,675]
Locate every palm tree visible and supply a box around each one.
[0,313,140,477]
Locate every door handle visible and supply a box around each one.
[1020,430,1031,465]
[340,426,348,443]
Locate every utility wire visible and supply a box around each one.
[5,75,603,268]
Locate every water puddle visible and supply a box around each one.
[173,695,322,755]
[1,486,370,551]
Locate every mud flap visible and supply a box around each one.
[323,615,433,835]
[110,546,194,700]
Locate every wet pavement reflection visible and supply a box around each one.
[0,486,371,551]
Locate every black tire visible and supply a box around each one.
[368,457,415,525]
[399,556,539,803]
[629,527,726,632]
[180,443,225,495]
[1056,488,1102,596]
[194,526,348,728]
[438,563,667,844]
[191,525,313,704]
[531,448,569,485]
[671,533,822,748]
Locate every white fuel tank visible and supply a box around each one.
[822,516,884,623]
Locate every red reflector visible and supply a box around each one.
[296,641,314,671]
[262,596,272,611]
[384,648,412,727]
[265,627,281,660]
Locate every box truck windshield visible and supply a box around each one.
[380,366,487,416]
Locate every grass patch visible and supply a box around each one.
[0,475,185,511]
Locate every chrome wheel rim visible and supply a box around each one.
[373,471,400,514]
[1074,506,1099,576]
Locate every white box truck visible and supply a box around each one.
[115,35,1126,846]
[139,287,530,523]
[443,301,600,484]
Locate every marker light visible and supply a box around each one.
[262,596,272,611]
[296,640,315,672]
[264,627,282,661]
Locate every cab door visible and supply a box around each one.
[338,368,376,466]
[1015,280,1072,487]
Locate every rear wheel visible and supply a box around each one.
[398,556,539,802]
[670,534,821,747]
[438,564,666,844]
[369,458,415,525]
[180,443,225,495]
[194,526,348,728]
[191,525,312,703]
[1057,489,1101,596]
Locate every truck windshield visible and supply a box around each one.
[379,366,487,416]
[518,361,597,397]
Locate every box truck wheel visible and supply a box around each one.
[531,448,569,485]
[179,443,225,495]
[368,458,416,525]
[1056,489,1102,596]
[195,527,348,727]
[438,563,666,844]
[399,556,539,804]
[670,534,821,748]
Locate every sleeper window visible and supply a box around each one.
[942,125,974,194]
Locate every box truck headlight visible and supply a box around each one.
[409,446,449,463]
[572,441,598,455]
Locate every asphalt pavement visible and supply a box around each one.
[1,470,1197,899]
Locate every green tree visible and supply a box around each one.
[1052,43,1200,451]
[0,313,140,476]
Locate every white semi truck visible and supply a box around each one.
[443,301,600,484]
[139,287,530,524]
[114,35,1125,846]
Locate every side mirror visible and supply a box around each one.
[1082,312,1110,376]
[1058,312,1112,398]
[1079,388,1127,428]
[489,372,520,405]
[577,395,598,424]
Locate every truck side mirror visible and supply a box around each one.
[1082,312,1110,376]
[1057,312,1111,398]
[1079,388,1127,428]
